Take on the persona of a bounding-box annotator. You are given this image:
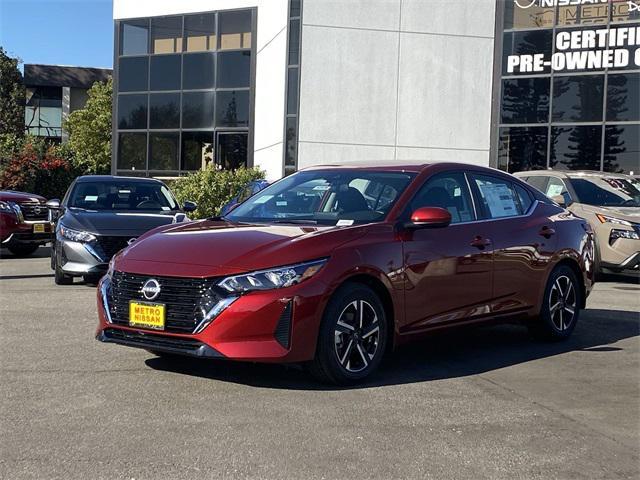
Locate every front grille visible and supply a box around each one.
[107,271,226,333]
[18,201,48,221]
[94,236,132,260]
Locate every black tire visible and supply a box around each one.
[308,282,387,385]
[529,265,582,341]
[7,244,39,257]
[54,261,73,285]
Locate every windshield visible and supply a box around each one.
[226,170,416,225]
[570,177,640,208]
[68,181,179,211]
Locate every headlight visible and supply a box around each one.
[106,256,116,278]
[0,201,18,214]
[595,213,633,227]
[610,229,640,241]
[218,259,327,294]
[59,224,97,243]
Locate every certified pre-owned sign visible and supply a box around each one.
[515,0,608,7]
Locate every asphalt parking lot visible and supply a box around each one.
[0,247,638,480]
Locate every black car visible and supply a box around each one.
[48,175,196,285]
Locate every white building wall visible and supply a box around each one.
[113,0,289,181]
[298,0,497,169]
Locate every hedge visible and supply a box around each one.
[170,166,265,219]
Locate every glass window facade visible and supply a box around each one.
[24,86,63,140]
[284,0,302,176]
[497,2,640,174]
[114,9,255,176]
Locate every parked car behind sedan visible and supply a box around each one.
[96,163,594,384]
[220,179,269,216]
[50,175,196,285]
[515,171,639,276]
[0,190,51,256]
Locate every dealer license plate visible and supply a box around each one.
[129,301,165,330]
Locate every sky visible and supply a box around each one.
[0,0,114,71]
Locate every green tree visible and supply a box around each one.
[0,47,25,137]
[64,78,112,174]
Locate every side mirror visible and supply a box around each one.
[46,199,61,210]
[405,207,452,229]
[182,201,197,213]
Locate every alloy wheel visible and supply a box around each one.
[549,275,577,331]
[334,300,380,373]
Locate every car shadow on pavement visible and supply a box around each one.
[145,307,640,390]
[0,245,51,259]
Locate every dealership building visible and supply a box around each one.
[111,0,639,180]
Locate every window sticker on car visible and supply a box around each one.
[85,195,98,202]
[547,184,564,197]
[336,219,354,226]
[161,206,170,211]
[276,201,288,206]
[313,185,330,191]
[253,195,273,204]
[479,184,517,218]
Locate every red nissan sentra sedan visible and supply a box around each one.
[96,163,594,384]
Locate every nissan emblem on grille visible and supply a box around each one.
[141,279,161,300]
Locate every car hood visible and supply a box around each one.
[61,209,182,236]
[575,204,640,223]
[0,191,46,203]
[116,220,367,277]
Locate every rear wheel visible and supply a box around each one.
[308,283,387,385]
[529,265,581,341]
[7,244,39,257]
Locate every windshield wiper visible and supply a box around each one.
[272,219,318,225]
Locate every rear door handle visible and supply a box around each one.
[539,226,556,239]
[470,236,491,249]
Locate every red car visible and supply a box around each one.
[0,190,52,256]
[97,163,594,384]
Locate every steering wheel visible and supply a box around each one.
[136,200,162,209]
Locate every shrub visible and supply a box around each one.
[0,138,79,199]
[171,166,265,219]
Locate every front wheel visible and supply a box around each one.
[54,261,73,285]
[308,283,387,385]
[529,265,582,341]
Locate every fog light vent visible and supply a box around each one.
[274,301,293,349]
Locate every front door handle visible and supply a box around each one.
[539,226,556,239]
[470,236,491,249]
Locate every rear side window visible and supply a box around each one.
[471,174,524,219]
[515,184,533,213]
[526,176,549,192]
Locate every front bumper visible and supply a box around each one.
[57,237,108,276]
[1,213,51,245]
[601,251,640,273]
[95,274,330,363]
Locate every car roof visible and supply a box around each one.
[300,164,430,173]
[75,175,163,184]
[515,170,633,179]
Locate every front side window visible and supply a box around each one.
[409,172,475,224]
[569,177,640,207]
[68,182,178,211]
[226,170,415,226]
[545,177,569,198]
[471,174,524,219]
